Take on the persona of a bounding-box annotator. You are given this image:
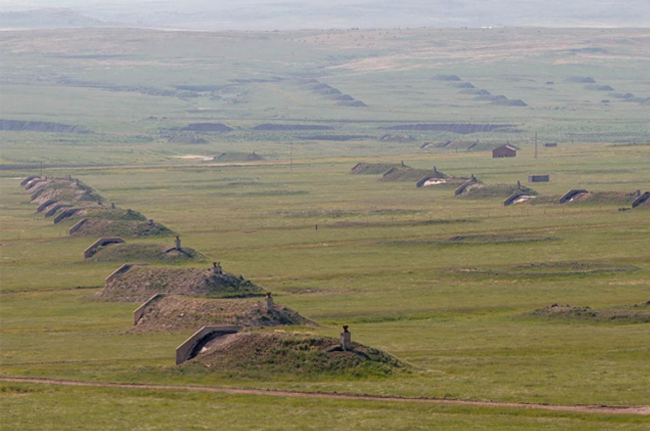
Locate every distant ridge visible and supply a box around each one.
[0,8,114,29]
[2,1,648,30]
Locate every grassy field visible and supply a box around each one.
[1,27,649,430]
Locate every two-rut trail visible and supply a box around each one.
[1,377,649,416]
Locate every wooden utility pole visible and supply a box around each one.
[290,143,293,172]
[534,131,538,159]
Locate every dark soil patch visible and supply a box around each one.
[586,84,615,91]
[97,267,264,302]
[330,218,474,229]
[187,332,408,378]
[174,85,224,92]
[0,119,86,133]
[457,261,638,279]
[253,124,334,131]
[382,233,555,247]
[566,77,596,83]
[302,135,371,141]
[181,123,233,132]
[491,98,528,107]
[131,295,313,333]
[511,261,638,276]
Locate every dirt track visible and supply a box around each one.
[1,377,648,416]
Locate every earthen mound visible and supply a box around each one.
[380,124,516,134]
[181,123,233,132]
[97,266,264,302]
[379,134,415,143]
[0,119,86,133]
[585,84,614,91]
[303,135,370,141]
[457,183,537,199]
[460,89,492,96]
[566,77,595,83]
[350,162,407,175]
[86,243,204,263]
[132,295,313,333]
[378,167,433,182]
[416,168,468,188]
[454,176,481,196]
[561,191,640,206]
[434,74,461,81]
[212,152,264,162]
[187,332,407,377]
[253,124,333,131]
[338,100,367,107]
[492,98,528,107]
[68,217,173,238]
[22,176,173,237]
[26,177,101,206]
[529,303,650,324]
[452,82,475,89]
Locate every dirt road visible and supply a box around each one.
[1,377,648,416]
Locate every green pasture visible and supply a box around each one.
[1,27,649,430]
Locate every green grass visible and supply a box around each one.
[2,383,648,431]
[1,27,650,430]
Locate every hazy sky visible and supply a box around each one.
[1,0,648,29]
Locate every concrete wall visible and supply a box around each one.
[133,293,164,325]
[68,218,88,235]
[83,237,124,258]
[104,263,136,284]
[175,326,239,365]
[492,147,516,158]
[528,175,550,183]
[21,176,40,187]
